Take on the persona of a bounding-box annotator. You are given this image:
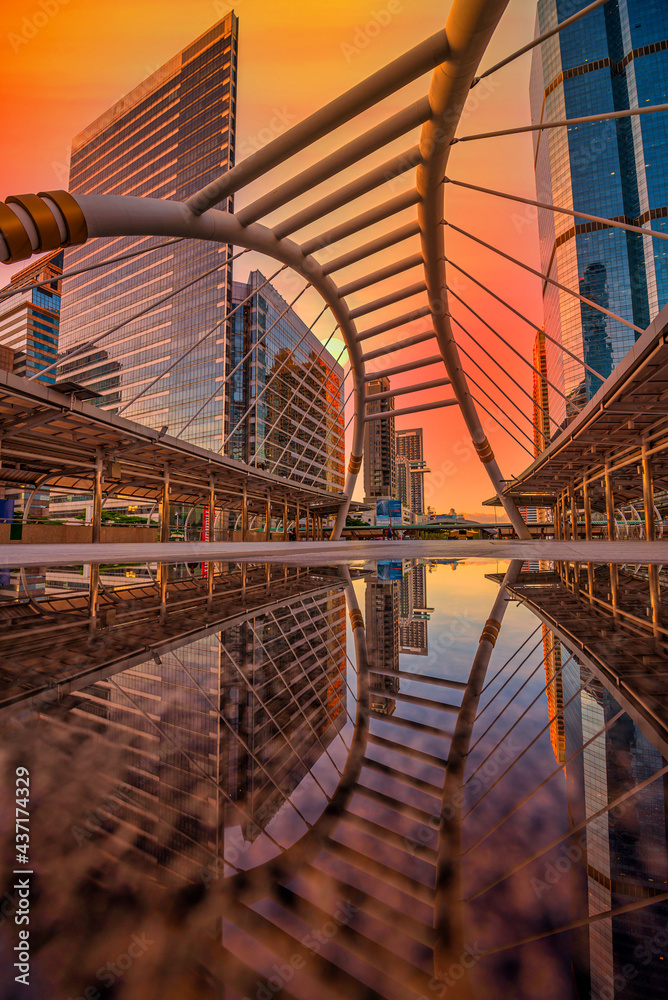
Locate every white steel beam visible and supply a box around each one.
[337,254,423,297]
[356,306,432,341]
[365,354,443,381]
[349,282,426,320]
[186,31,451,213]
[322,222,420,275]
[365,377,450,402]
[301,193,419,255]
[236,100,431,227]
[274,148,422,239]
[364,399,456,421]
[361,329,436,362]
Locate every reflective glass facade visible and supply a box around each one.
[228,272,345,491]
[398,562,432,655]
[562,656,668,999]
[58,16,238,452]
[57,584,346,883]
[364,377,396,500]
[530,1,668,427]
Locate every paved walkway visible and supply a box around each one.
[2,538,668,567]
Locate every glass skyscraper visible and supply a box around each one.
[530,0,668,427]
[228,271,345,491]
[51,580,346,885]
[562,657,668,998]
[0,249,63,385]
[364,377,396,502]
[57,15,238,452]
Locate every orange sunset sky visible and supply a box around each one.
[0,0,545,516]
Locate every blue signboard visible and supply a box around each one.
[377,561,405,582]
[376,499,402,526]
[0,499,15,523]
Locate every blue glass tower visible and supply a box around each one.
[228,272,345,491]
[530,0,668,426]
[0,249,63,385]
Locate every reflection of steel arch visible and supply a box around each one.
[163,567,464,997]
[434,558,522,992]
[14,562,467,996]
[432,560,668,995]
[0,0,529,541]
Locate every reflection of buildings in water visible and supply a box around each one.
[0,567,46,603]
[543,625,564,765]
[561,657,668,998]
[0,565,157,605]
[49,588,346,882]
[367,561,433,713]
[221,594,347,840]
[398,562,433,656]
[366,575,399,716]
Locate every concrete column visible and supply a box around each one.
[583,480,592,540]
[604,464,616,542]
[265,497,271,542]
[568,485,577,540]
[241,490,248,542]
[206,485,214,595]
[569,486,580,596]
[642,442,661,632]
[604,463,619,617]
[208,482,215,543]
[88,564,99,624]
[158,469,169,606]
[642,443,656,543]
[92,458,103,544]
[583,479,594,600]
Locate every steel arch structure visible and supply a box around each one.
[0,0,533,539]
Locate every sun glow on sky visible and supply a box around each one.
[1,0,545,514]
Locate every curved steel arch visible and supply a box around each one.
[59,197,367,539]
[0,0,529,540]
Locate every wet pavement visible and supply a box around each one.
[2,538,668,568]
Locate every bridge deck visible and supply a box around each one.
[0,369,340,513]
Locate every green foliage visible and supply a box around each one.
[73,509,149,525]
